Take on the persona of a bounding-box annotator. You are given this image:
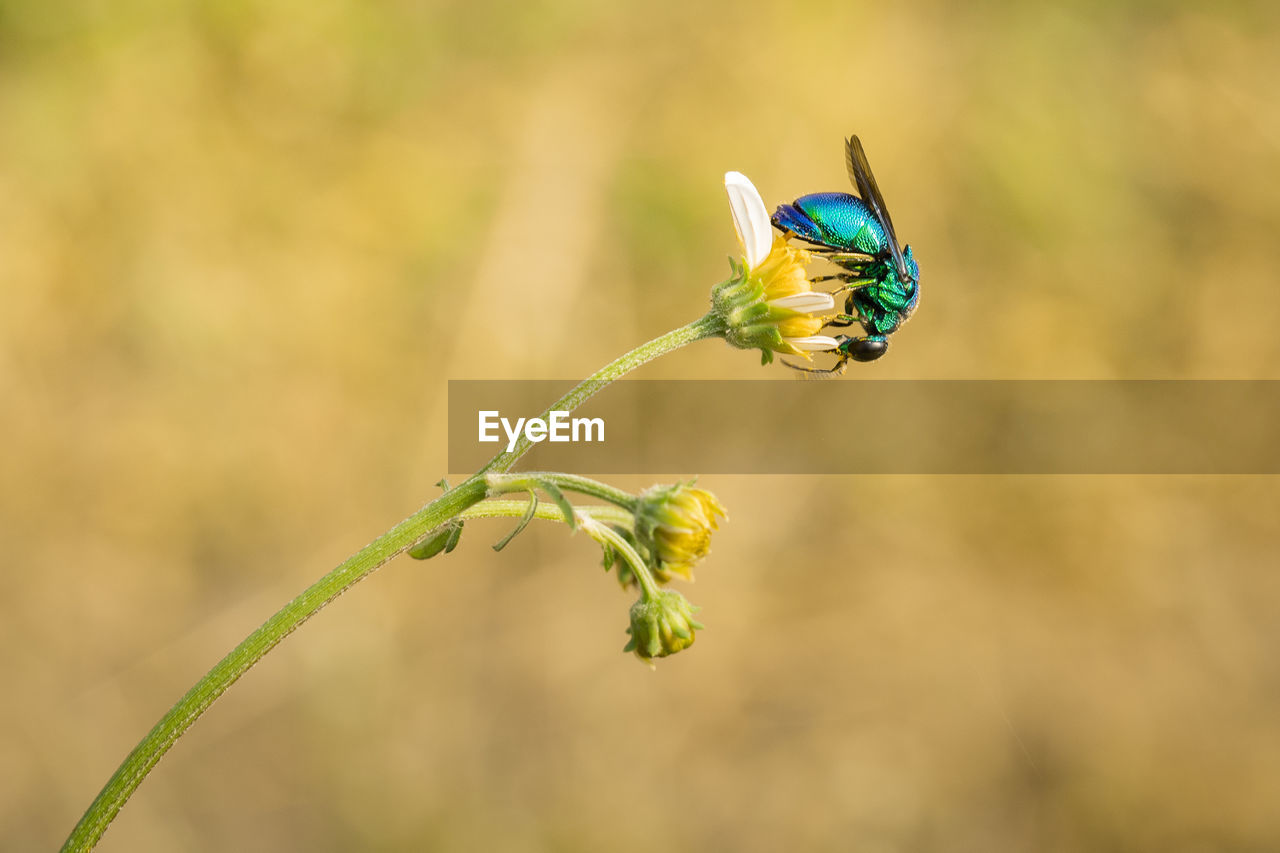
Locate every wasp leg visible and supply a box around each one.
[816,263,873,281]
[823,286,875,330]
[781,356,850,377]
[822,251,877,263]
[809,276,859,300]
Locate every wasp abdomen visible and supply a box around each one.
[773,192,886,256]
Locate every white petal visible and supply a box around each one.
[768,292,835,314]
[784,335,841,351]
[724,171,773,270]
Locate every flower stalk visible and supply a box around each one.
[60,315,725,853]
[485,472,638,512]
[457,498,635,529]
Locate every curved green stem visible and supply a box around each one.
[462,500,658,596]
[459,499,635,529]
[486,472,639,511]
[580,516,661,599]
[478,314,725,475]
[62,312,726,853]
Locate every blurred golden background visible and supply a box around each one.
[4,0,1280,849]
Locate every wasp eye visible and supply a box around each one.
[850,338,888,362]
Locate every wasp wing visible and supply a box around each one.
[845,135,911,283]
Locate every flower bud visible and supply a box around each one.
[624,589,704,663]
[634,482,726,582]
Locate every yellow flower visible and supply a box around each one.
[714,172,838,362]
[634,482,727,582]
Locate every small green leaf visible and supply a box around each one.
[539,481,577,530]
[443,521,463,554]
[410,519,464,559]
[409,526,452,560]
[492,491,538,552]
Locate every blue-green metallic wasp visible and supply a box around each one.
[771,135,919,375]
